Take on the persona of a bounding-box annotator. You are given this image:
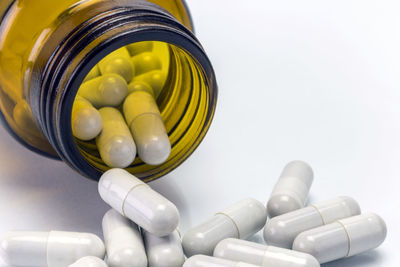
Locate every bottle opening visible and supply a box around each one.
[70,41,213,181]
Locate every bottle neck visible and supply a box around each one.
[29,0,217,180]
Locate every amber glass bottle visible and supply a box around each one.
[0,0,217,181]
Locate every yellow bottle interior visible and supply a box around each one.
[73,40,212,181]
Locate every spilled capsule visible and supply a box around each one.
[293,213,387,264]
[102,209,147,267]
[96,107,136,168]
[0,231,105,267]
[78,74,128,108]
[182,198,267,257]
[71,96,102,141]
[99,47,135,83]
[98,168,180,237]
[123,91,171,165]
[144,229,185,267]
[69,256,107,267]
[267,161,314,218]
[264,196,361,248]
[184,255,262,267]
[214,238,320,267]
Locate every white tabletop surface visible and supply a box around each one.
[0,0,399,266]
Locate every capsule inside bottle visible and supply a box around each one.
[68,40,215,181]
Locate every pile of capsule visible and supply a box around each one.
[0,161,387,267]
[71,41,171,168]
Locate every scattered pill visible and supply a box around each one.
[99,47,135,83]
[83,65,101,82]
[128,81,154,97]
[264,196,361,248]
[123,91,171,165]
[0,231,105,267]
[293,213,387,264]
[184,255,262,267]
[182,198,267,257]
[102,209,147,267]
[98,168,180,236]
[214,238,320,267]
[133,70,167,98]
[71,96,103,141]
[78,74,128,108]
[69,256,107,267]
[96,108,136,168]
[126,42,154,56]
[131,52,162,76]
[267,161,314,218]
[144,229,185,267]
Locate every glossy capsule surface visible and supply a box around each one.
[0,231,105,267]
[98,47,135,83]
[293,213,387,264]
[267,161,314,218]
[127,81,154,96]
[98,168,180,237]
[131,52,162,75]
[144,230,185,267]
[182,198,267,257]
[132,70,167,98]
[69,256,107,267]
[96,108,136,168]
[123,91,171,165]
[71,96,103,141]
[83,65,101,82]
[102,209,147,267]
[184,255,262,267]
[264,196,361,248]
[214,238,320,267]
[126,42,154,56]
[78,74,128,108]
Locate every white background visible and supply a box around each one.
[0,0,399,266]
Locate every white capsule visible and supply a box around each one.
[264,196,361,248]
[83,65,101,82]
[267,161,314,218]
[143,229,184,267]
[99,47,135,83]
[0,231,105,267]
[128,81,154,97]
[182,198,267,257]
[123,91,171,165]
[102,209,147,267]
[132,70,167,98]
[126,42,154,56]
[71,96,103,141]
[293,213,387,264]
[96,108,136,168]
[184,255,262,267]
[69,256,107,267]
[214,238,320,267]
[78,74,128,108]
[98,168,180,237]
[131,52,162,76]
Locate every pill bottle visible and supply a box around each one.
[0,0,217,181]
